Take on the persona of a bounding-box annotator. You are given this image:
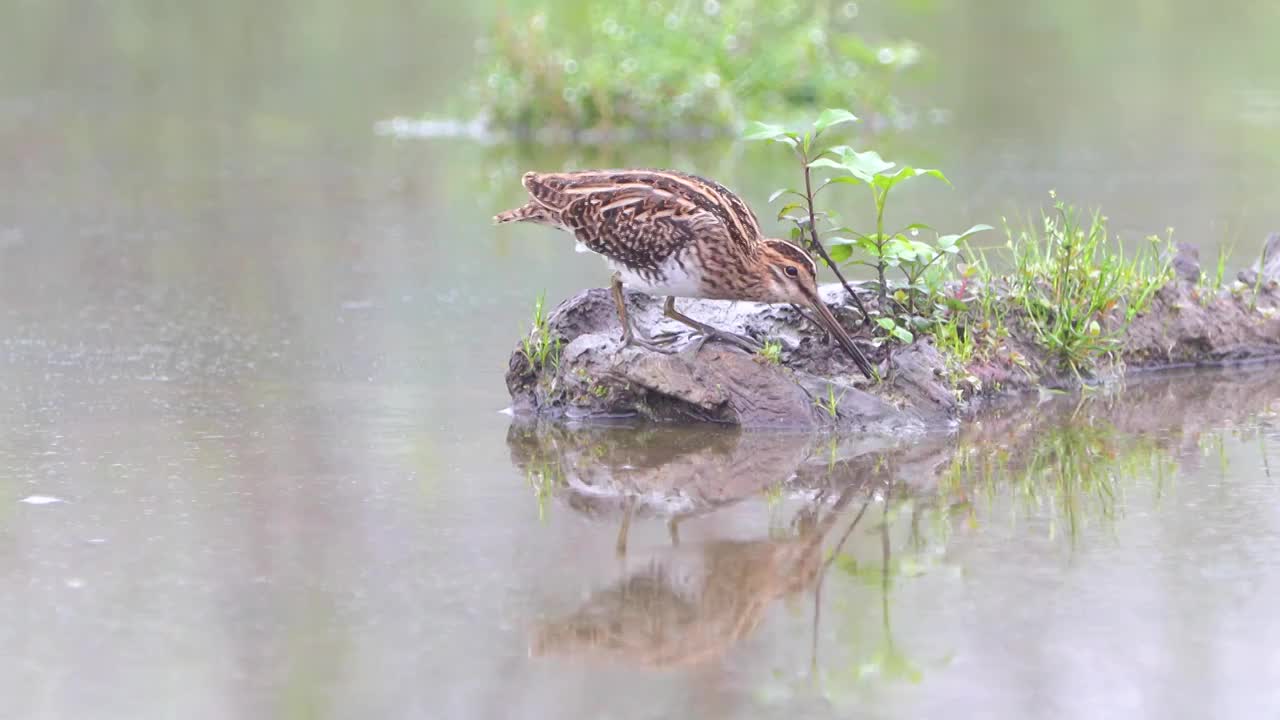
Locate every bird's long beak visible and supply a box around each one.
[807,298,876,380]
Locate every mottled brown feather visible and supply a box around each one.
[515,169,764,268]
[493,201,559,226]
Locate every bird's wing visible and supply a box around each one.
[521,170,761,269]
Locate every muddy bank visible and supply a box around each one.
[506,236,1280,431]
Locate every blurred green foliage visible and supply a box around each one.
[469,0,921,138]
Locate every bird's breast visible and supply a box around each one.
[608,254,706,298]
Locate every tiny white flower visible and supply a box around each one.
[703,0,720,16]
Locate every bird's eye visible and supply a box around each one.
[784,266,799,277]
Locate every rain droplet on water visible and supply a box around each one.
[20,495,64,505]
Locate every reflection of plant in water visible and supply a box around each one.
[752,488,953,711]
[1262,432,1273,479]
[525,461,565,523]
[939,414,1183,545]
[1200,432,1230,480]
[762,481,786,508]
[817,492,929,698]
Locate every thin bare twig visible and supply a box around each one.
[803,162,872,327]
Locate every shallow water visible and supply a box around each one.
[2,2,1280,719]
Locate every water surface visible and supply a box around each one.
[2,2,1279,718]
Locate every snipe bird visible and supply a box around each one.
[495,169,876,379]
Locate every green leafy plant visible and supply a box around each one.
[874,317,914,345]
[521,291,562,370]
[747,108,990,344]
[807,146,990,310]
[745,109,872,321]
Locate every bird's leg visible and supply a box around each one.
[610,272,667,352]
[668,514,682,546]
[661,296,763,354]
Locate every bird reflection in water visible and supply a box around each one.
[507,422,889,669]
[530,485,871,669]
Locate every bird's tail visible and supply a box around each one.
[493,202,558,226]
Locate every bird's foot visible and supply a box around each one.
[652,328,762,354]
[620,327,674,353]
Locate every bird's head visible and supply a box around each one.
[756,239,822,305]
[756,239,874,378]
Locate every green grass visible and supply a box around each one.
[1247,241,1272,311]
[760,339,784,365]
[521,291,562,371]
[814,384,845,419]
[470,0,919,138]
[1205,243,1233,298]
[970,200,1173,378]
[931,312,973,366]
[930,314,982,397]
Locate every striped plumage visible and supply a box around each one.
[496,169,875,378]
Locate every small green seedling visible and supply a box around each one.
[760,339,784,365]
[521,291,562,370]
[814,384,846,419]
